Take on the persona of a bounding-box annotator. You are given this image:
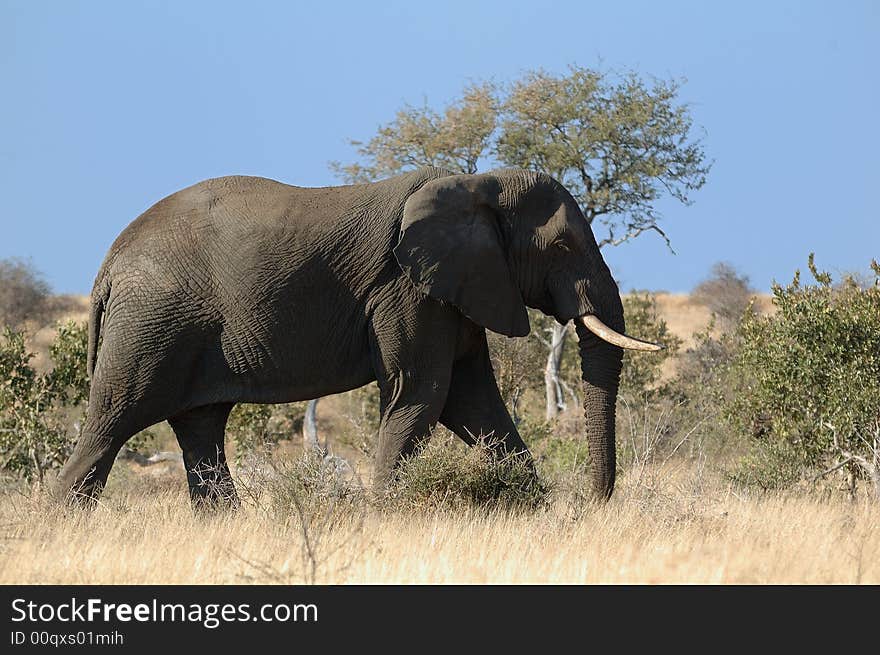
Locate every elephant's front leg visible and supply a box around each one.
[372,369,453,488]
[368,293,459,490]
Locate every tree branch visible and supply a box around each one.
[598,222,675,253]
[812,457,856,482]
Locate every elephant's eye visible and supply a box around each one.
[553,240,571,253]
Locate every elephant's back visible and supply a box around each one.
[98,168,455,284]
[104,176,292,258]
[101,173,415,262]
[93,177,297,332]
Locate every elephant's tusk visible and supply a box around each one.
[579,315,664,352]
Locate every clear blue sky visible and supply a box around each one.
[1,0,877,294]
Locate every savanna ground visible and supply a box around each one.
[2,433,877,584]
[1,293,878,585]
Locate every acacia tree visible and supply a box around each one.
[331,65,710,421]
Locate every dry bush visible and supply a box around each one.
[233,450,366,583]
[0,257,51,328]
[691,261,754,329]
[385,433,547,511]
[334,382,381,456]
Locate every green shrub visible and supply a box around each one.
[727,439,812,491]
[666,262,756,459]
[516,417,589,478]
[653,320,743,463]
[536,436,591,479]
[226,403,273,461]
[726,256,880,492]
[0,321,89,481]
[673,319,735,398]
[618,291,682,398]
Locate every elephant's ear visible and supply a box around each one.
[393,174,530,337]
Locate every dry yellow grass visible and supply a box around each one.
[1,462,876,584]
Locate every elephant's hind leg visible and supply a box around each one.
[168,403,237,510]
[56,429,128,506]
[56,377,158,506]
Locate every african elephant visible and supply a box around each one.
[57,167,659,507]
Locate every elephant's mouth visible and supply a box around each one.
[578,314,663,352]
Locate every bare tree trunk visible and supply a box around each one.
[826,424,880,501]
[31,444,44,486]
[872,427,880,502]
[544,322,569,421]
[303,398,320,452]
[510,387,523,427]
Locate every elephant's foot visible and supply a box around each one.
[53,473,106,509]
[168,403,237,511]
[186,462,240,512]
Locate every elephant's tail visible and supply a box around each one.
[87,276,111,379]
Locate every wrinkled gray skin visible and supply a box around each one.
[57,167,625,507]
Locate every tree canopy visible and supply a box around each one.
[331,65,711,249]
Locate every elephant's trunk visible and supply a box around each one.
[576,321,624,500]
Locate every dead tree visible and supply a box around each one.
[543,322,569,421]
[303,398,321,452]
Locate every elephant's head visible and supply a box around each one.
[394,168,661,499]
